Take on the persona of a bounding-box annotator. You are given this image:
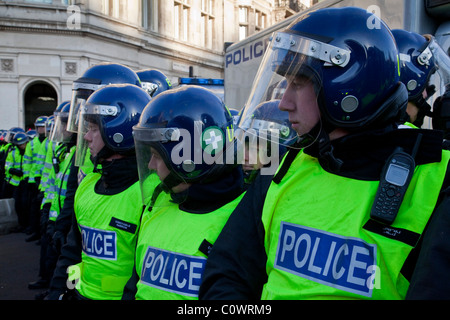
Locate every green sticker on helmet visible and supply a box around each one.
[202,127,224,155]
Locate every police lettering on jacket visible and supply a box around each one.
[275,222,377,297]
[80,225,117,260]
[140,246,206,297]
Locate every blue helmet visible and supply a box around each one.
[34,115,48,128]
[247,99,295,144]
[284,7,405,128]
[240,6,407,138]
[133,85,235,191]
[26,130,37,139]
[68,62,142,132]
[137,69,172,97]
[12,132,29,146]
[77,84,151,165]
[393,29,450,127]
[393,29,437,102]
[6,127,25,143]
[54,100,70,115]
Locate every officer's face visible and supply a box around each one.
[243,140,263,172]
[84,122,105,158]
[36,126,45,135]
[148,147,191,193]
[279,76,320,136]
[148,147,170,181]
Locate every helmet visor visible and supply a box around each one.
[133,126,189,208]
[420,36,450,127]
[75,101,118,167]
[237,31,349,149]
[50,111,74,143]
[45,117,55,138]
[67,82,103,133]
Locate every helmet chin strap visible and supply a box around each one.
[316,127,343,173]
[300,120,343,173]
[91,145,116,172]
[159,171,185,194]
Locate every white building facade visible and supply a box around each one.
[0,0,313,129]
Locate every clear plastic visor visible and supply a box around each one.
[420,36,450,87]
[74,101,118,167]
[133,126,188,208]
[50,112,74,143]
[45,118,55,138]
[421,37,450,128]
[67,82,103,133]
[237,31,349,150]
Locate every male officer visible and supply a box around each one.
[199,7,450,299]
[122,86,245,300]
[46,84,150,300]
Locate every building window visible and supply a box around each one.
[255,9,266,32]
[239,6,248,41]
[174,0,189,41]
[201,0,214,48]
[142,0,158,32]
[103,0,121,19]
[201,0,213,14]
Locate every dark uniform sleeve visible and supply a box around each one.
[46,212,82,300]
[199,173,272,300]
[122,264,139,300]
[406,184,450,300]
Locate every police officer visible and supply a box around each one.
[1,127,25,199]
[29,103,77,296]
[5,131,29,231]
[238,99,294,185]
[46,83,150,300]
[24,115,50,242]
[199,7,450,300]
[56,62,145,233]
[122,85,245,300]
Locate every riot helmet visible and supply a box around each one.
[238,7,408,153]
[133,85,235,206]
[34,115,48,128]
[393,29,450,127]
[26,130,37,140]
[137,69,173,97]
[12,132,29,147]
[76,84,151,168]
[5,127,25,144]
[68,62,142,133]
